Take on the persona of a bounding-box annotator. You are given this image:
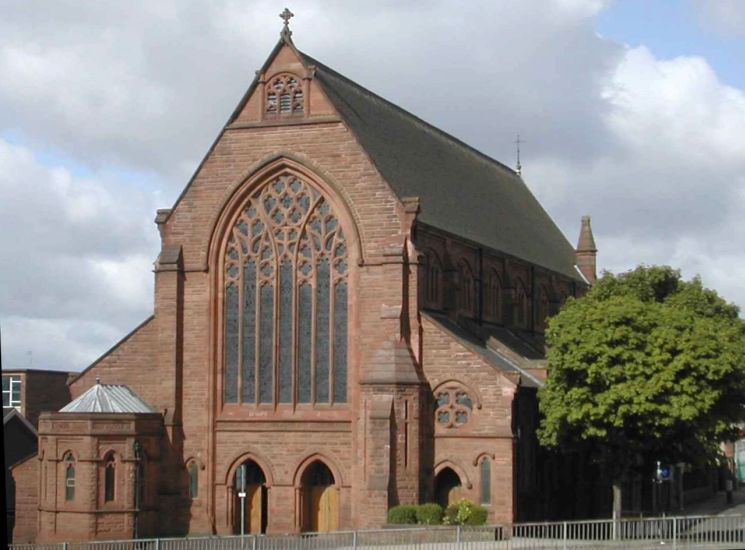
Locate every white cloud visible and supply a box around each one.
[0,138,159,370]
[694,0,745,38]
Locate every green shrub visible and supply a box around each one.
[416,503,443,525]
[387,504,418,524]
[441,499,488,525]
[463,504,488,525]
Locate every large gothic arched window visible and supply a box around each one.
[223,173,349,405]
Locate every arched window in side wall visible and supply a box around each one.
[480,457,491,505]
[422,249,443,309]
[457,260,475,317]
[64,453,76,501]
[188,462,199,499]
[485,269,503,321]
[514,279,530,328]
[104,453,116,502]
[538,286,551,331]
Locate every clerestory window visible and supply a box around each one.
[223,173,349,406]
[64,453,76,501]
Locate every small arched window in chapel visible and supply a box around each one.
[266,73,304,116]
[435,386,473,428]
[104,453,116,502]
[64,453,76,501]
[514,279,530,328]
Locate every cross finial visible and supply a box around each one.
[279,8,294,40]
[515,134,525,176]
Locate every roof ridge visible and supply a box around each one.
[299,51,519,178]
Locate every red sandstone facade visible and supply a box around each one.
[12,27,597,543]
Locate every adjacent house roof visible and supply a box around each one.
[60,382,155,413]
[3,407,37,434]
[296,52,582,281]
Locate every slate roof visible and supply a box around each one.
[60,383,155,414]
[424,312,544,389]
[297,51,582,281]
[3,406,37,434]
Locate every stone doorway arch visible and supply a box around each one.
[434,467,464,509]
[234,459,268,534]
[300,461,338,532]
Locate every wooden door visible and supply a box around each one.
[245,484,263,533]
[309,486,338,532]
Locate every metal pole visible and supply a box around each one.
[456,525,461,544]
[353,530,358,550]
[672,516,677,550]
[562,521,568,550]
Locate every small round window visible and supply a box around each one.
[435,387,473,428]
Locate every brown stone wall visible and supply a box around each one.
[69,318,157,403]
[10,455,38,543]
[421,314,518,524]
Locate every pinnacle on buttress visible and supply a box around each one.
[576,215,597,284]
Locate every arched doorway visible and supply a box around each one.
[234,460,267,534]
[301,461,338,532]
[435,467,464,509]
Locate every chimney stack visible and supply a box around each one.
[576,215,597,284]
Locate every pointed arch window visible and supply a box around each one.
[104,453,116,502]
[537,285,551,332]
[223,173,349,406]
[422,249,443,309]
[188,462,199,499]
[265,73,304,116]
[64,453,76,501]
[484,269,503,321]
[514,279,530,328]
[480,457,491,505]
[457,260,475,317]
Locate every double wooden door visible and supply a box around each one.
[306,485,338,532]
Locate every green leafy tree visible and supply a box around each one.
[538,266,745,517]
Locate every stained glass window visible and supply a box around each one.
[223,173,349,405]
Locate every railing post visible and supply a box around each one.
[252,533,257,550]
[456,525,462,544]
[352,530,358,550]
[672,516,677,550]
[562,521,568,550]
[155,538,160,550]
[62,543,69,550]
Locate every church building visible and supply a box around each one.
[12,14,597,543]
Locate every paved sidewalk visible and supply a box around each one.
[675,488,745,516]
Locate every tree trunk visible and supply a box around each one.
[612,479,622,540]
[612,479,622,518]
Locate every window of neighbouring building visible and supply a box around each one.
[2,375,21,409]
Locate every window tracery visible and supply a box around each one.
[435,386,473,428]
[223,173,349,406]
[265,73,304,116]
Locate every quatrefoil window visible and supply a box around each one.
[435,387,473,428]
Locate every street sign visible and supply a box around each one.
[239,492,246,498]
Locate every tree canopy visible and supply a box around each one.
[538,265,745,481]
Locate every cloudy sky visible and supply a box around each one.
[1,0,744,372]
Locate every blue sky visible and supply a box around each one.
[598,0,745,88]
